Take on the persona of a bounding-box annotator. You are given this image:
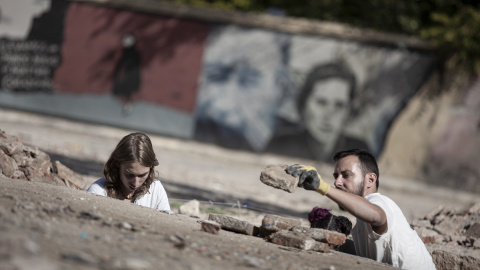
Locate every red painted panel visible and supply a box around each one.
[53,2,208,113]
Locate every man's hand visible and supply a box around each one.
[286,164,330,195]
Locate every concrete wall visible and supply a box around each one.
[7,0,477,193]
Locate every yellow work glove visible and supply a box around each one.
[286,164,331,195]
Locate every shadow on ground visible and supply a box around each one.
[46,151,309,219]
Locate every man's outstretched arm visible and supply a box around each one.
[326,188,387,234]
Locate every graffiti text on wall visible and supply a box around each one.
[0,40,59,92]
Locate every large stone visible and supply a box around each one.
[208,214,257,236]
[260,164,298,193]
[290,226,346,246]
[178,199,200,217]
[261,214,303,233]
[0,150,18,177]
[51,161,89,189]
[412,219,433,229]
[270,230,317,251]
[28,151,51,178]
[0,132,24,155]
[434,216,465,236]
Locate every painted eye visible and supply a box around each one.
[237,66,260,87]
[205,63,233,83]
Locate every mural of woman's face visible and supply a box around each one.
[303,78,350,145]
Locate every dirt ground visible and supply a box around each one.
[0,108,479,270]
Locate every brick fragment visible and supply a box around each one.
[208,214,257,236]
[260,164,298,193]
[291,226,346,246]
[415,227,439,244]
[261,214,303,234]
[270,230,316,251]
[201,220,221,235]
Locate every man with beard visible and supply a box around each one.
[287,149,435,270]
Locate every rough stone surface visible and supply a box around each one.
[208,214,257,235]
[411,202,480,269]
[270,230,317,251]
[0,132,24,155]
[432,249,480,270]
[178,199,200,218]
[201,220,221,235]
[290,226,346,246]
[261,214,303,234]
[0,129,91,189]
[465,223,480,238]
[415,227,441,244]
[312,241,331,253]
[412,219,433,229]
[259,164,298,193]
[0,150,18,177]
[434,216,465,235]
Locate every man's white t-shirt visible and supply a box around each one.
[352,193,436,270]
[87,178,171,211]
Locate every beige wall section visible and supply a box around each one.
[378,71,461,181]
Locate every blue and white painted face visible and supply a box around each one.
[197,25,288,150]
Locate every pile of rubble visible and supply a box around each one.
[194,202,480,269]
[412,202,480,269]
[0,129,91,189]
[201,212,347,254]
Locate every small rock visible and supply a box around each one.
[179,200,200,217]
[118,222,133,231]
[270,230,317,251]
[201,220,221,235]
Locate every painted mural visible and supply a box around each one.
[0,0,436,162]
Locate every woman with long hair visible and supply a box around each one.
[87,132,170,211]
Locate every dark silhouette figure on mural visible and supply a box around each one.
[112,33,141,115]
[266,62,370,162]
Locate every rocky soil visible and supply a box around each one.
[0,108,479,270]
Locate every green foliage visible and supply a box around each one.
[203,206,236,215]
[158,0,480,74]
[420,5,480,73]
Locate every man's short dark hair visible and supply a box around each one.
[333,149,380,189]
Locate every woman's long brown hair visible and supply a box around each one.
[103,132,159,201]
